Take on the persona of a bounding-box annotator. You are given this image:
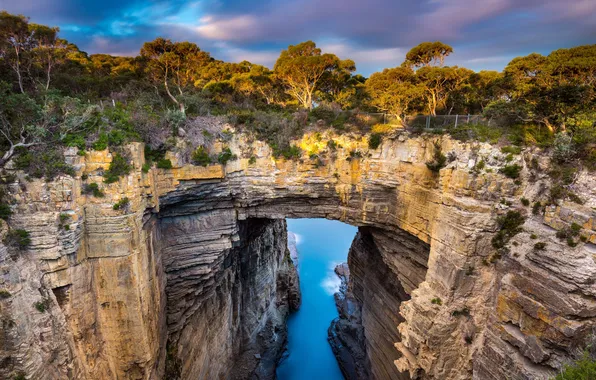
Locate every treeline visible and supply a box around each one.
[0,10,595,175]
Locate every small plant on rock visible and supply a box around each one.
[431,297,442,305]
[534,242,547,251]
[113,197,130,211]
[426,141,447,172]
[4,229,31,250]
[500,164,522,179]
[217,147,237,165]
[83,183,104,197]
[156,159,173,169]
[368,133,382,149]
[192,146,212,167]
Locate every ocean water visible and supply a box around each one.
[276,218,357,380]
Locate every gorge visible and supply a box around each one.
[0,128,595,380]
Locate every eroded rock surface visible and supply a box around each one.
[0,130,594,379]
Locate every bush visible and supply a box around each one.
[368,133,382,149]
[452,307,470,317]
[82,183,104,197]
[431,297,442,305]
[273,145,301,160]
[553,352,596,380]
[500,164,522,179]
[103,154,131,184]
[327,140,338,151]
[426,141,447,172]
[501,146,522,155]
[0,204,12,220]
[34,299,49,312]
[4,229,31,250]
[191,146,212,166]
[0,289,11,299]
[492,211,526,249]
[156,159,173,169]
[532,202,542,215]
[248,156,257,165]
[534,242,547,250]
[113,197,130,211]
[521,198,530,206]
[217,147,237,165]
[142,163,151,173]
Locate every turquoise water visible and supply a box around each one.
[276,219,357,380]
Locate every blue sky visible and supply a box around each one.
[1,0,595,76]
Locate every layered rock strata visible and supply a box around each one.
[0,129,594,380]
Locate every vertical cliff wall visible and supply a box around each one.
[0,130,594,380]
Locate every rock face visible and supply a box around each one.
[0,129,595,379]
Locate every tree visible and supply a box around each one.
[0,82,42,166]
[365,66,422,119]
[405,41,453,69]
[0,11,32,93]
[28,24,67,90]
[416,66,472,115]
[141,38,211,113]
[274,41,344,109]
[317,58,356,105]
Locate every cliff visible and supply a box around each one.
[0,127,594,379]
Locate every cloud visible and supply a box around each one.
[1,0,594,75]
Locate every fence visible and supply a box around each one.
[403,114,487,130]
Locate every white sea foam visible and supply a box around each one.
[321,272,341,295]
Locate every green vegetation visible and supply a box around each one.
[500,164,522,179]
[431,297,442,305]
[82,183,104,197]
[0,9,593,194]
[368,133,382,149]
[103,154,131,184]
[426,141,447,172]
[248,156,257,165]
[492,211,526,249]
[0,203,12,220]
[534,242,547,250]
[4,229,31,250]
[0,289,11,299]
[34,299,49,313]
[113,197,130,211]
[521,198,530,206]
[156,159,173,169]
[217,147,237,165]
[552,352,596,380]
[452,306,471,317]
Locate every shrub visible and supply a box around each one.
[492,211,526,249]
[501,146,522,155]
[0,289,11,299]
[217,147,237,165]
[273,145,302,160]
[426,141,447,172]
[34,299,49,312]
[156,159,173,169]
[142,163,151,173]
[553,352,596,380]
[59,213,70,223]
[530,234,538,239]
[4,229,31,250]
[113,197,130,211]
[431,297,442,305]
[346,150,363,161]
[534,242,547,250]
[521,198,530,206]
[368,133,382,149]
[192,146,212,167]
[371,123,396,134]
[532,202,542,215]
[248,156,257,165]
[452,307,470,317]
[500,164,522,179]
[474,160,486,172]
[103,154,131,184]
[327,140,338,151]
[81,174,88,180]
[0,204,12,220]
[82,183,104,197]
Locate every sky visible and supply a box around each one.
[1,0,595,76]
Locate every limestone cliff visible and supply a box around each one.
[0,127,594,379]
